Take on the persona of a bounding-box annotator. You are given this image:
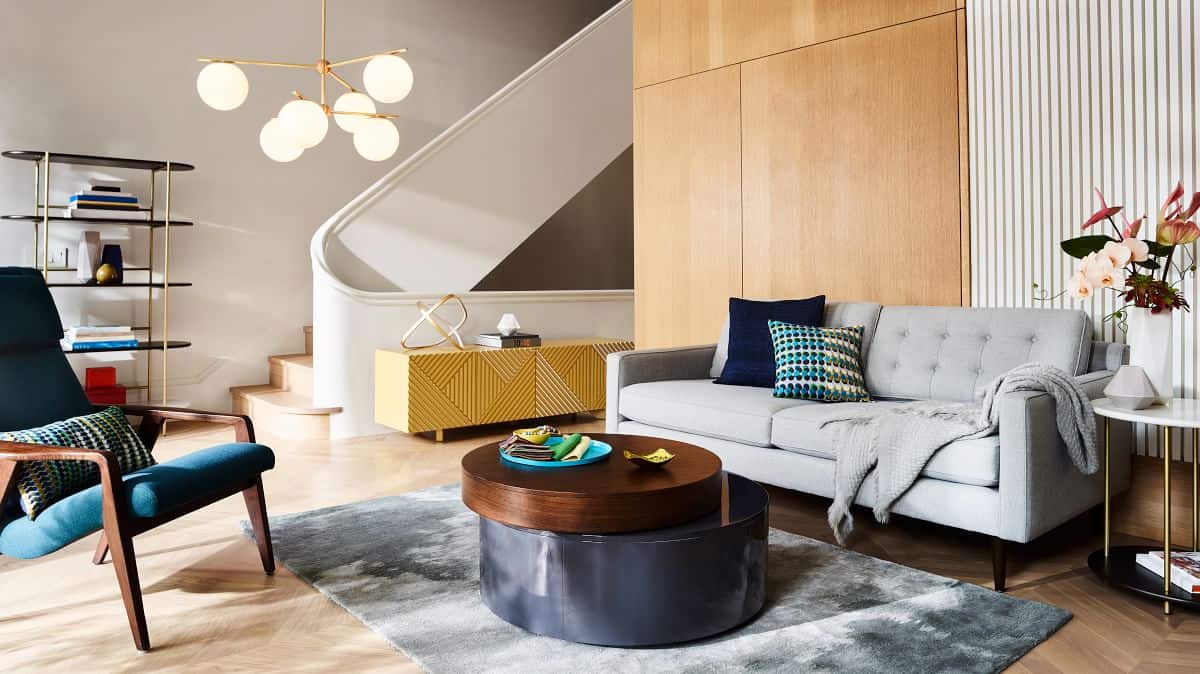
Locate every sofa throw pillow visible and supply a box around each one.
[769,321,871,402]
[1,406,155,519]
[715,296,825,388]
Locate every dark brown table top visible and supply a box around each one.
[461,433,723,533]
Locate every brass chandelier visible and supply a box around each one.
[195,0,412,162]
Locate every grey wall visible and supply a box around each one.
[0,0,617,411]
[473,145,632,291]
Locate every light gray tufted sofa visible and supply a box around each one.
[606,302,1133,591]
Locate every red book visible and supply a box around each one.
[85,366,118,390]
[86,386,127,405]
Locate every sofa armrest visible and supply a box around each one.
[606,345,717,433]
[997,370,1132,542]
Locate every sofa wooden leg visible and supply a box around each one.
[106,527,149,650]
[243,477,276,575]
[92,532,109,565]
[992,537,1008,593]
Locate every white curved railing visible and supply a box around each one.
[310,1,634,437]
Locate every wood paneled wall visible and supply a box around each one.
[633,0,969,347]
[633,66,743,346]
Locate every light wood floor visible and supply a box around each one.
[1,420,1195,672]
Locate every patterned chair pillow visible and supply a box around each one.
[1,406,156,519]
[768,321,871,402]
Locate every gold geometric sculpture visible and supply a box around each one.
[399,294,468,350]
[375,338,634,438]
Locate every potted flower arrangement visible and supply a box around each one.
[1055,182,1199,402]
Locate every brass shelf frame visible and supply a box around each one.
[2,149,192,406]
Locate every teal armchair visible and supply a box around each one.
[0,267,276,651]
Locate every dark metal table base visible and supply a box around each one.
[479,472,769,646]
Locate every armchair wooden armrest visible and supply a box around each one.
[0,440,125,521]
[109,404,255,445]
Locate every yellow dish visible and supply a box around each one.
[514,427,553,445]
[623,448,676,467]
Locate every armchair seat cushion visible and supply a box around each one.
[0,442,274,559]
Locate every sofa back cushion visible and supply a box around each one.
[711,301,883,378]
[864,306,1092,401]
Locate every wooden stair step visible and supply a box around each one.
[231,385,341,415]
[268,353,314,397]
[303,325,313,355]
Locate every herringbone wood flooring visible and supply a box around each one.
[1,420,1195,672]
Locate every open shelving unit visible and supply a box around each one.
[2,150,194,404]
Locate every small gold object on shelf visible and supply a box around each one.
[624,448,675,467]
[399,293,468,350]
[95,263,118,285]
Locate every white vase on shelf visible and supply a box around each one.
[76,231,101,283]
[1125,307,1173,404]
[497,313,521,337]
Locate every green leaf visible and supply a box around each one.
[1061,235,1114,258]
[1145,240,1172,257]
[1135,259,1162,270]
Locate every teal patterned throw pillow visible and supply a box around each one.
[768,321,871,402]
[2,406,156,519]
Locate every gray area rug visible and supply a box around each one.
[249,484,1069,673]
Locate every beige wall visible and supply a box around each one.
[633,0,968,347]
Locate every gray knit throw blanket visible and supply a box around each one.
[822,362,1099,545]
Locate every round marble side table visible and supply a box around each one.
[1088,398,1200,614]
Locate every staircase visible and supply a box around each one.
[230,325,341,439]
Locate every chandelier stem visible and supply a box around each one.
[320,0,328,106]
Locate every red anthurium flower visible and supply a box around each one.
[1121,214,1144,238]
[1157,219,1200,245]
[1183,191,1200,219]
[1083,187,1123,228]
[1160,181,1186,221]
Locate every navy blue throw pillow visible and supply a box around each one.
[715,296,826,388]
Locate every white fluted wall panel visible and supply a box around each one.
[968,0,1198,459]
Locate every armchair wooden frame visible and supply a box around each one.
[0,405,274,651]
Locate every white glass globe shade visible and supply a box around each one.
[353,117,400,161]
[333,92,376,133]
[196,62,249,111]
[278,99,329,149]
[363,54,414,103]
[259,118,303,162]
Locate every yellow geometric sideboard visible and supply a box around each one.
[375,338,634,439]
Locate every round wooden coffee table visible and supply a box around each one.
[461,433,768,646]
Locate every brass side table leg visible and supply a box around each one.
[1163,426,1172,615]
[1104,417,1110,559]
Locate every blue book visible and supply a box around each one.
[64,340,140,352]
[70,194,138,204]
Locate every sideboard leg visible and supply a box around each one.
[435,429,444,442]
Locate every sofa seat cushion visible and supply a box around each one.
[0,442,275,559]
[770,403,1000,487]
[619,380,816,447]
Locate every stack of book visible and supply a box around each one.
[61,326,138,352]
[476,332,541,348]
[66,185,149,220]
[1136,550,1200,594]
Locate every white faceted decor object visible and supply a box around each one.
[278,99,329,149]
[76,231,101,282]
[1125,307,1173,404]
[1103,365,1159,410]
[497,313,521,337]
[363,54,414,103]
[353,117,400,161]
[259,118,304,162]
[196,62,249,111]
[332,91,376,132]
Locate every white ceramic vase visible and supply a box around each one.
[76,231,101,283]
[1125,306,1173,404]
[497,313,521,337]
